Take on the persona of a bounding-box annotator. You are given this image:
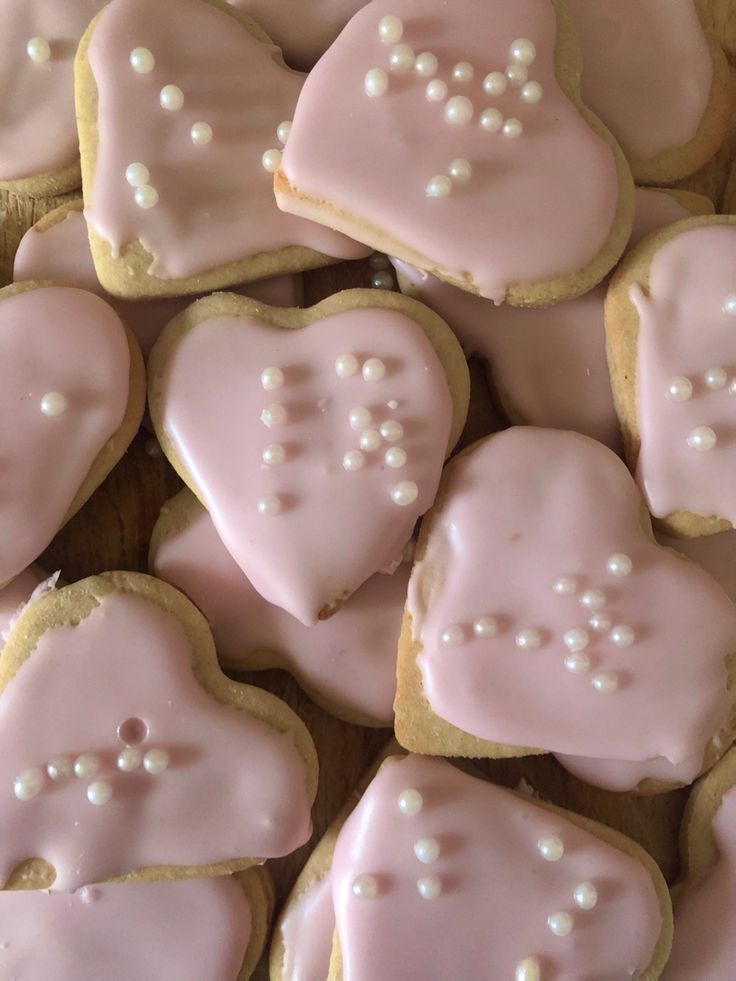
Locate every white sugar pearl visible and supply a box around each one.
[47,755,72,782]
[389,44,414,73]
[40,391,67,416]
[414,837,440,863]
[398,788,424,814]
[452,61,474,83]
[441,624,464,645]
[74,754,100,779]
[502,118,523,138]
[261,366,284,390]
[365,68,389,97]
[426,79,448,102]
[360,429,382,452]
[117,747,143,772]
[257,495,282,516]
[588,612,612,633]
[473,616,498,638]
[548,911,573,937]
[520,81,543,104]
[537,836,564,861]
[349,408,372,431]
[134,184,159,209]
[483,71,507,96]
[480,108,503,132]
[13,767,44,801]
[516,957,541,981]
[426,174,452,198]
[704,367,727,389]
[610,624,635,648]
[343,450,365,472]
[723,295,736,315]
[190,121,213,145]
[371,271,395,290]
[385,447,407,468]
[564,652,591,675]
[87,780,113,806]
[160,84,184,111]
[390,481,418,506]
[665,376,693,401]
[515,628,541,651]
[574,882,598,909]
[363,358,386,382]
[415,52,438,77]
[579,588,605,610]
[563,628,589,653]
[143,749,170,774]
[276,120,292,144]
[445,95,474,125]
[26,37,51,62]
[260,404,288,428]
[262,443,285,466]
[380,419,404,442]
[592,671,619,694]
[262,148,282,173]
[335,354,359,378]
[506,64,528,86]
[553,575,577,595]
[125,162,150,187]
[378,14,403,43]
[448,158,472,183]
[510,38,536,65]
[417,876,441,899]
[607,553,632,577]
[130,47,155,73]
[688,426,717,451]
[352,873,378,898]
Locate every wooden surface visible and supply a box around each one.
[1,10,735,978]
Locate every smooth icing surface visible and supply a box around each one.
[156,307,451,625]
[0,287,130,586]
[0,0,108,181]
[407,428,736,785]
[0,590,312,890]
[279,871,335,981]
[0,877,251,981]
[664,786,736,980]
[566,0,713,161]
[634,225,736,525]
[657,530,736,604]
[151,494,400,722]
[84,0,367,280]
[13,208,300,359]
[0,567,45,648]
[280,0,621,302]
[332,755,661,980]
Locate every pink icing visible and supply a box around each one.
[566,0,713,161]
[0,0,108,181]
[657,530,736,604]
[13,207,300,360]
[84,0,367,282]
[0,287,130,587]
[0,877,251,981]
[332,755,662,980]
[0,567,45,647]
[664,785,736,980]
[406,428,736,786]
[633,224,736,526]
[279,0,622,302]
[155,306,452,625]
[279,870,335,981]
[0,588,312,890]
[151,493,400,723]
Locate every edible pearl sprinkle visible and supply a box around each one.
[74,754,100,779]
[130,47,155,73]
[262,148,282,173]
[390,481,418,506]
[426,174,452,198]
[579,588,605,610]
[190,121,213,145]
[610,624,635,648]
[415,52,438,77]
[336,354,359,377]
[510,38,537,65]
[573,882,598,909]
[452,61,474,83]
[117,747,143,772]
[445,95,474,126]
[389,44,415,73]
[704,367,727,389]
[352,874,378,899]
[515,957,541,981]
[134,185,159,209]
[360,429,382,452]
[40,391,67,417]
[47,755,72,782]
[260,404,287,428]
[378,14,403,44]
[688,426,717,451]
[592,671,619,694]
[257,495,282,516]
[143,749,170,774]
[480,108,503,132]
[502,118,523,139]
[13,768,44,801]
[276,120,292,144]
[417,876,441,900]
[553,575,577,595]
[521,80,543,103]
[515,628,541,651]
[563,628,589,653]
[505,64,528,86]
[343,450,366,471]
[365,68,389,97]
[588,612,612,633]
[371,271,395,290]
[473,616,498,637]
[160,84,184,111]
[380,419,404,442]
[607,553,632,577]
[385,447,407,468]
[414,837,440,863]
[26,37,51,62]
[448,158,472,183]
[261,366,284,390]
[426,79,448,102]
[666,376,693,401]
[363,358,386,382]
[547,911,573,937]
[537,836,564,861]
[349,407,372,431]
[564,652,591,675]
[262,443,285,466]
[441,624,464,645]
[724,295,736,315]
[87,780,113,806]
[483,71,507,96]
[398,788,423,814]
[125,162,150,187]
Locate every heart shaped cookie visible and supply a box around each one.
[0,572,316,891]
[148,289,468,625]
[0,283,144,587]
[396,427,736,793]
[76,0,369,299]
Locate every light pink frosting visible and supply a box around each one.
[84,0,367,281]
[151,494,400,723]
[0,0,108,181]
[156,306,451,625]
[280,0,621,303]
[407,428,736,787]
[633,224,736,526]
[13,208,300,360]
[0,589,313,890]
[566,0,713,161]
[664,786,736,980]
[657,530,736,604]
[0,567,45,648]
[0,287,130,587]
[279,870,335,981]
[0,877,251,980]
[332,755,662,980]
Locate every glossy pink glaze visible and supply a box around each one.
[0,589,313,890]
[566,0,713,161]
[0,567,45,648]
[84,0,367,281]
[0,877,251,981]
[13,208,300,359]
[664,786,736,980]
[332,755,662,980]
[657,530,736,604]
[634,225,736,525]
[280,0,621,302]
[407,428,736,785]
[0,287,130,587]
[0,0,108,181]
[156,306,451,625]
[279,871,335,981]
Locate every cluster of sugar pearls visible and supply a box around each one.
[262,119,293,174]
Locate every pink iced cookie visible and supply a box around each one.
[77,0,368,299]
[277,0,632,304]
[396,427,736,792]
[0,284,144,587]
[150,489,402,725]
[275,869,335,981]
[0,573,316,891]
[329,755,669,980]
[148,290,467,626]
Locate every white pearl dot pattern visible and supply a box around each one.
[564,652,591,675]
[352,874,378,898]
[260,404,288,428]
[452,61,474,83]
[365,68,389,97]
[26,37,51,62]
[130,47,155,73]
[502,118,523,139]
[360,429,382,452]
[40,392,68,417]
[426,79,448,102]
[591,671,619,694]
[390,481,418,506]
[143,749,170,774]
[607,553,632,577]
[483,72,507,96]
[665,376,693,401]
[191,122,213,145]
[441,624,464,645]
[579,588,605,610]
[397,789,423,815]
[426,174,452,198]
[445,95,474,126]
[349,407,372,430]
[362,358,386,382]
[610,624,635,648]
[117,748,143,772]
[262,149,282,173]
[552,575,577,595]
[389,44,415,73]
[704,367,727,389]
[276,120,292,144]
[515,957,541,981]
[13,768,44,801]
[335,354,359,378]
[473,616,498,638]
[448,158,472,183]
[260,367,284,391]
[563,628,589,653]
[515,628,541,651]
[262,443,285,467]
[505,64,528,87]
[415,52,438,77]
[47,756,72,782]
[537,835,564,861]
[547,911,573,936]
[480,108,503,133]
[134,185,159,209]
[385,447,407,468]
[125,162,150,187]
[521,81,543,104]
[417,875,441,899]
[343,450,366,472]
[257,495,282,516]
[573,881,598,909]
[159,84,184,111]
[414,837,440,863]
[510,38,537,65]
[378,15,403,44]
[688,426,717,451]
[87,780,113,806]
[74,754,100,779]
[380,420,404,442]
